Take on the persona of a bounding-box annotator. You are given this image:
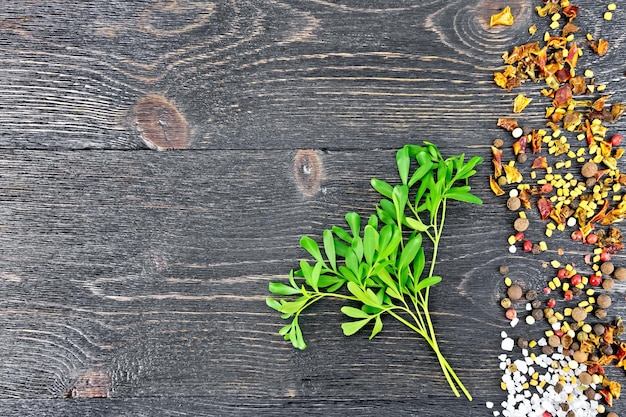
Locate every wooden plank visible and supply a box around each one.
[0,148,507,408]
[0,398,494,417]
[1,0,626,415]
[0,0,622,150]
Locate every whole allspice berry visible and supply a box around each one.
[514,217,529,232]
[614,267,626,281]
[602,278,615,290]
[582,161,598,178]
[571,307,587,322]
[601,261,615,275]
[507,196,521,211]
[597,294,612,309]
[507,284,523,300]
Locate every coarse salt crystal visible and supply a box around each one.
[502,337,515,351]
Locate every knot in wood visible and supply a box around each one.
[133,95,189,150]
[294,150,323,197]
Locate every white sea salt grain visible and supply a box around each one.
[501,337,515,351]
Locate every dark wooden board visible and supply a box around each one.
[1,0,626,416]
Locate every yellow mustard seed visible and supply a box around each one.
[504,277,512,286]
[597,84,607,92]
[539,241,547,251]
[585,69,594,78]
[604,11,613,21]
[608,4,616,11]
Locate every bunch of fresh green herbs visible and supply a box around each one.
[266,142,482,399]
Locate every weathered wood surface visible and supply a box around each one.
[0,0,625,416]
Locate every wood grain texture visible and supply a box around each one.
[0,0,626,415]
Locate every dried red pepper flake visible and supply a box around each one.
[537,197,553,221]
[553,85,573,108]
[531,156,548,169]
[599,389,614,407]
[512,137,527,155]
[497,118,518,131]
[591,39,609,56]
[562,5,579,19]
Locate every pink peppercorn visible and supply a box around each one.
[600,250,611,262]
[570,274,582,286]
[564,290,573,301]
[515,232,524,242]
[543,287,551,295]
[505,309,517,320]
[546,298,556,308]
[611,134,623,146]
[571,230,583,241]
[523,240,533,252]
[586,233,599,245]
[589,275,602,286]
[557,269,568,279]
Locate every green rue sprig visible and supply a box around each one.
[267,142,483,400]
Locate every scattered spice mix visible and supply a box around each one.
[490,2,626,416]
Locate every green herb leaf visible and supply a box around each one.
[300,236,324,265]
[370,315,383,339]
[396,146,410,185]
[347,281,382,308]
[268,282,302,296]
[415,275,442,292]
[444,187,483,205]
[341,318,372,336]
[341,306,372,319]
[323,229,337,271]
[398,234,422,272]
[345,212,361,238]
[279,296,309,314]
[266,297,284,311]
[371,178,394,199]
[405,216,429,232]
[363,224,379,265]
